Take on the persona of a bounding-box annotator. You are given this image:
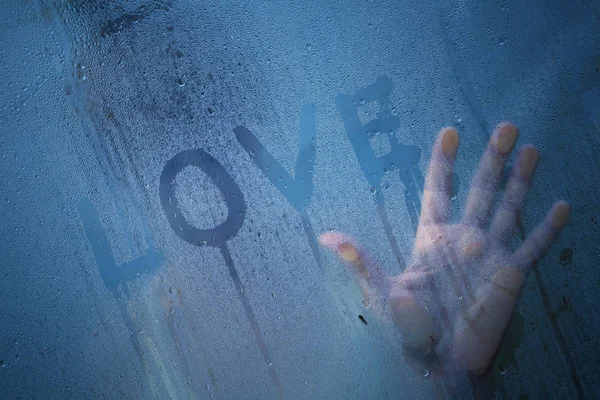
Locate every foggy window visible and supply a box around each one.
[1,1,598,399]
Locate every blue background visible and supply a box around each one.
[1,0,599,398]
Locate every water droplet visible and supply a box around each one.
[559,248,573,265]
[0,360,5,368]
[498,364,507,375]
[422,369,429,377]
[370,186,377,195]
[499,36,507,45]
[207,107,215,116]
[176,78,185,87]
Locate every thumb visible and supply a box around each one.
[453,266,525,374]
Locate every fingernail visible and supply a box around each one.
[442,128,459,160]
[551,201,570,230]
[338,242,360,263]
[519,146,539,181]
[496,123,518,154]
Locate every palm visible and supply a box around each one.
[320,123,570,376]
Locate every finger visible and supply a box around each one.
[419,127,459,227]
[318,231,387,310]
[463,123,518,228]
[453,267,525,374]
[319,231,371,279]
[513,201,570,273]
[319,231,438,348]
[490,146,539,244]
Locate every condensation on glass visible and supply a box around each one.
[0,0,598,399]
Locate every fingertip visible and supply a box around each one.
[441,127,459,160]
[495,122,519,153]
[318,231,345,246]
[338,242,361,263]
[497,121,518,132]
[519,144,539,158]
[551,201,571,230]
[318,231,362,262]
[518,145,539,180]
[317,232,330,246]
[440,126,458,133]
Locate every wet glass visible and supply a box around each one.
[1,1,598,399]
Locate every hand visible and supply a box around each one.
[319,123,570,376]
